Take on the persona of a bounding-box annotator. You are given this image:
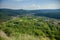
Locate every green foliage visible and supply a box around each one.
[0,36,4,40]
[0,16,60,40]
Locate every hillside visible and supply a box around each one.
[0,9,60,40]
[0,16,60,40]
[0,9,60,21]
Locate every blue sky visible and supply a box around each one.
[0,0,60,10]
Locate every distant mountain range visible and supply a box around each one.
[0,9,60,19]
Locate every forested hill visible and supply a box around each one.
[0,9,60,20]
[0,16,60,40]
[0,9,60,40]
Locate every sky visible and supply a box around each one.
[0,0,60,10]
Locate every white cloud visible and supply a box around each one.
[0,3,60,10]
[22,4,60,10]
[30,4,41,9]
[21,4,41,10]
[41,4,60,9]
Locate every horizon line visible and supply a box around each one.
[0,8,60,10]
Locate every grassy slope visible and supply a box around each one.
[0,16,60,40]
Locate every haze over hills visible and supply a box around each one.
[0,9,60,20]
